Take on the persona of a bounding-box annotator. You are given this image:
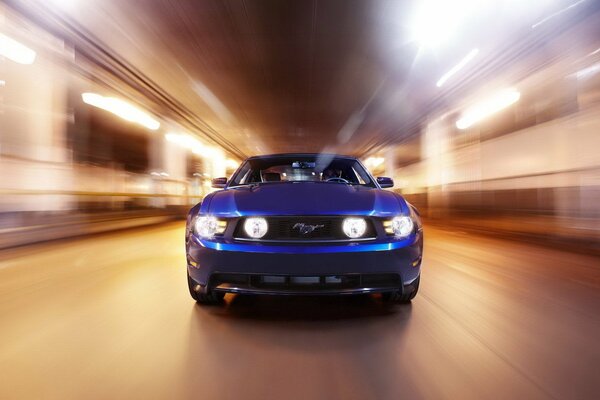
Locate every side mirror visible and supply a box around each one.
[211,177,228,188]
[376,176,394,188]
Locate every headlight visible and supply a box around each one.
[244,217,268,239]
[384,216,414,238]
[342,217,367,238]
[194,216,226,238]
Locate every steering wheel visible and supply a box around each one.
[325,177,349,184]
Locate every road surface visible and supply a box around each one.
[0,222,598,399]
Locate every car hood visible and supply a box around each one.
[207,182,408,217]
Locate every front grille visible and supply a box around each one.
[233,216,377,241]
[211,273,401,292]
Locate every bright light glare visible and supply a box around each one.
[456,89,521,130]
[342,218,367,239]
[436,48,479,87]
[226,159,239,170]
[166,132,223,160]
[364,157,385,168]
[81,93,160,130]
[244,217,268,239]
[165,133,205,154]
[391,216,414,238]
[0,33,36,65]
[195,216,218,238]
[410,0,478,48]
[574,63,600,80]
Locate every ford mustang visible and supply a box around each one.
[185,153,423,305]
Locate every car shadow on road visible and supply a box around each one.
[202,293,412,322]
[179,294,417,398]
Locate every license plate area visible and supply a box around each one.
[258,275,357,287]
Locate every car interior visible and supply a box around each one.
[230,157,375,187]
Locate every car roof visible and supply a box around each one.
[245,153,357,161]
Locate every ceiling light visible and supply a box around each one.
[165,133,204,153]
[81,93,160,130]
[165,133,225,162]
[0,33,36,65]
[410,0,478,48]
[436,48,479,87]
[456,89,520,130]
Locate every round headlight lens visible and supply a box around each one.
[342,217,367,239]
[244,217,268,239]
[195,216,218,238]
[391,216,414,238]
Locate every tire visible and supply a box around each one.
[381,276,420,304]
[187,274,225,305]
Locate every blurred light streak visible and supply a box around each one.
[165,132,205,154]
[436,48,479,87]
[364,157,385,168]
[47,0,79,8]
[456,89,521,129]
[531,0,586,29]
[0,80,5,87]
[81,93,160,130]
[191,80,235,125]
[165,132,222,160]
[574,63,600,80]
[0,33,36,65]
[226,159,239,170]
[337,111,365,143]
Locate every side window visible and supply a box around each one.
[352,167,367,184]
[238,169,252,184]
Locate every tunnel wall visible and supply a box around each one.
[0,4,229,247]
[391,20,600,246]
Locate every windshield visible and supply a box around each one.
[229,156,376,187]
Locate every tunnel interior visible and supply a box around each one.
[0,1,599,399]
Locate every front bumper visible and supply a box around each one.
[187,233,423,295]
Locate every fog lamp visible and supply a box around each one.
[244,217,268,239]
[342,217,367,239]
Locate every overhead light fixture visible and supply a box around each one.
[165,132,224,162]
[0,33,36,65]
[81,93,160,130]
[456,88,520,130]
[436,48,479,87]
[165,133,204,154]
[410,0,476,48]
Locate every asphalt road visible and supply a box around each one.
[0,222,598,400]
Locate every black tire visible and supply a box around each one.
[187,274,225,305]
[381,276,420,304]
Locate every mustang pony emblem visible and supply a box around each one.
[292,223,325,235]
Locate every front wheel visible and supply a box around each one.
[188,274,225,305]
[381,276,420,304]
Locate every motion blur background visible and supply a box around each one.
[1,0,599,250]
[1,1,600,399]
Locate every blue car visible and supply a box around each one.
[185,153,423,305]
